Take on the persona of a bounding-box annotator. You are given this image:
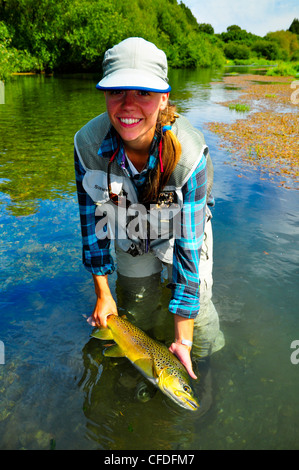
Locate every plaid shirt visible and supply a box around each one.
[75,128,208,319]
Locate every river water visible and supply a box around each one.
[0,69,298,450]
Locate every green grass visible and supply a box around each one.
[229,103,251,112]
[266,62,299,77]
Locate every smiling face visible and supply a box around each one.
[105,90,169,153]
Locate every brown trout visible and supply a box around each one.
[91,314,200,411]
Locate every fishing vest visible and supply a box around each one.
[74,112,213,264]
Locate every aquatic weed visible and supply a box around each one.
[207,74,299,190]
[229,103,250,112]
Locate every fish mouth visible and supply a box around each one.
[159,370,200,411]
[184,396,200,411]
[164,389,200,411]
[177,393,200,411]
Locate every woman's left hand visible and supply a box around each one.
[169,342,197,380]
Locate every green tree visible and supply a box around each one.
[62,0,127,70]
[219,25,259,46]
[251,39,280,60]
[178,1,199,30]
[198,23,214,35]
[0,0,69,70]
[227,25,242,32]
[0,0,226,74]
[289,18,299,35]
[224,43,250,60]
[0,19,41,80]
[266,30,299,61]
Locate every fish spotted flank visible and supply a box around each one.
[91,314,200,411]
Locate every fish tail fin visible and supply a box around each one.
[91,327,114,341]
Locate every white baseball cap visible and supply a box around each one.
[96,37,171,92]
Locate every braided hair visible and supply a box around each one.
[139,102,181,205]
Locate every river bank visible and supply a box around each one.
[206,73,299,190]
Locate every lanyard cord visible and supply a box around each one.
[109,134,120,163]
[158,139,164,173]
[110,132,164,173]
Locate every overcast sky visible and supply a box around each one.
[182,0,298,36]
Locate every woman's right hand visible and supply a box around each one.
[87,293,118,328]
[87,274,118,328]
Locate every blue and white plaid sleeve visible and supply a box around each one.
[74,149,115,275]
[169,155,207,319]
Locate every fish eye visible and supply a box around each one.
[183,385,190,393]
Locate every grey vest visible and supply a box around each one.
[74,112,213,263]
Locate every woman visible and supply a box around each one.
[74,37,224,379]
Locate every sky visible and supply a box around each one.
[181,0,299,36]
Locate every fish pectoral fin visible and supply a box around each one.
[134,358,156,378]
[104,344,126,357]
[91,327,113,341]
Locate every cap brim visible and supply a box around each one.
[96,69,171,93]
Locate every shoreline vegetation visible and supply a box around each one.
[0,1,299,80]
[206,74,299,190]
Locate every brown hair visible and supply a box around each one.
[139,102,182,205]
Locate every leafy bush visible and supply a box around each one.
[291,50,299,61]
[251,40,280,60]
[0,21,41,80]
[266,62,298,77]
[224,43,251,60]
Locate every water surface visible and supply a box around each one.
[0,69,298,450]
